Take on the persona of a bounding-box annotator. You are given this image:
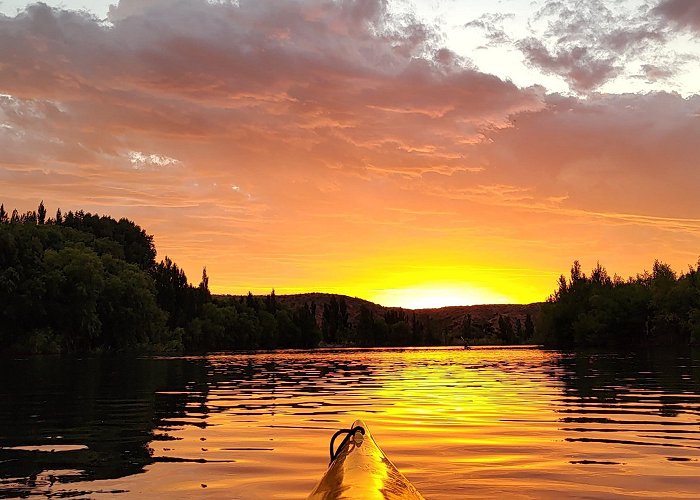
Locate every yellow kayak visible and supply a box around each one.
[307,420,425,500]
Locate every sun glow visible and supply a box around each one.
[209,255,553,308]
[369,284,512,309]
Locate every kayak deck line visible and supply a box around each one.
[307,419,425,500]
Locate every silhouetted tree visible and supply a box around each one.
[152,257,191,328]
[498,315,514,343]
[265,289,277,313]
[20,210,37,224]
[357,305,375,346]
[294,302,321,348]
[276,309,301,348]
[37,201,46,225]
[200,267,209,290]
[461,313,473,340]
[97,255,167,348]
[524,314,535,340]
[388,319,411,346]
[322,295,350,344]
[59,210,156,270]
[198,266,211,304]
[43,246,105,350]
[423,314,441,345]
[246,291,259,311]
[411,312,424,345]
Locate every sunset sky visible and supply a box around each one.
[1,0,699,308]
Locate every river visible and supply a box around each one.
[1,347,699,499]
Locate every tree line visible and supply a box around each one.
[4,202,534,353]
[0,202,325,353]
[536,260,700,348]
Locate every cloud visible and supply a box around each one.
[461,1,699,94]
[127,151,182,170]
[107,0,174,22]
[654,0,700,32]
[0,1,544,181]
[0,1,545,273]
[514,0,673,93]
[476,91,700,222]
[517,38,621,93]
[639,63,677,81]
[464,13,515,46]
[0,1,698,297]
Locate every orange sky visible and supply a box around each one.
[1,1,699,307]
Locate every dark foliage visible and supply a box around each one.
[0,201,174,353]
[58,209,157,270]
[537,260,700,348]
[0,202,328,353]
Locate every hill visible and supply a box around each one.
[271,293,542,345]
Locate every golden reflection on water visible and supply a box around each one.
[2,347,700,499]
[169,348,698,499]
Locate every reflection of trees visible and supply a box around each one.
[556,349,700,405]
[0,352,377,497]
[0,356,209,497]
[533,348,700,467]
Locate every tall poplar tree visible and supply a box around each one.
[37,201,47,225]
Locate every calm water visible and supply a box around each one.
[1,347,699,499]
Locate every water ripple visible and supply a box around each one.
[1,347,699,499]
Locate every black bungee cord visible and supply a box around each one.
[328,425,365,464]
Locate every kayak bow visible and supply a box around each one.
[307,420,425,500]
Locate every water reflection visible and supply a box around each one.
[1,347,699,499]
[0,356,209,498]
[555,350,700,464]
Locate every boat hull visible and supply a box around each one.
[307,420,425,500]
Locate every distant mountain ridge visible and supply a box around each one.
[271,293,543,344]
